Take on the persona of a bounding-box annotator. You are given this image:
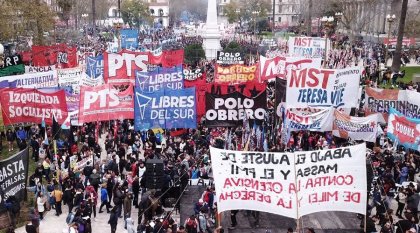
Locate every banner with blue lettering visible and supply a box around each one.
[135,67,184,92]
[121,29,139,49]
[387,107,420,152]
[134,87,196,130]
[286,66,362,108]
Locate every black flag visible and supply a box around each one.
[52,115,60,140]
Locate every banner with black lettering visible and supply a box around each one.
[134,87,196,130]
[216,51,244,64]
[210,144,367,218]
[285,107,334,132]
[0,148,29,213]
[205,91,267,127]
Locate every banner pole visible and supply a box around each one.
[364,214,367,233]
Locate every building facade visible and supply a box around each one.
[146,0,170,27]
[271,0,300,29]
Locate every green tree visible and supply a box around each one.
[184,44,205,66]
[57,0,74,27]
[224,0,271,26]
[121,0,152,29]
[223,41,243,54]
[0,0,55,44]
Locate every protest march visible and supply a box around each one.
[0,1,419,233]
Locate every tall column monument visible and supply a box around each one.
[203,0,221,60]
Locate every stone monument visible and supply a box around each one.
[202,0,221,60]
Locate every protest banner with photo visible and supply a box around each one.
[363,87,420,123]
[210,144,366,218]
[103,50,148,84]
[215,64,259,84]
[332,110,378,142]
[58,66,83,94]
[288,37,329,58]
[25,65,55,73]
[387,107,420,152]
[216,51,244,65]
[121,29,139,49]
[210,146,297,218]
[1,70,58,89]
[135,68,184,93]
[285,107,334,132]
[0,148,29,213]
[85,55,104,79]
[31,44,78,68]
[205,91,267,127]
[295,143,367,217]
[0,88,68,125]
[259,55,322,81]
[275,78,287,117]
[134,87,196,130]
[79,84,134,123]
[0,55,25,77]
[286,67,362,108]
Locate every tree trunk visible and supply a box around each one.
[306,0,312,36]
[36,0,44,45]
[92,0,96,36]
[391,0,408,73]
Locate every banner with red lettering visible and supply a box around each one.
[285,107,334,132]
[387,107,420,151]
[286,67,362,108]
[333,110,378,142]
[259,55,322,81]
[210,143,367,218]
[79,84,134,123]
[215,64,259,84]
[0,89,68,125]
[288,37,329,58]
[103,50,148,84]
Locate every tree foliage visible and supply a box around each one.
[0,0,55,44]
[57,0,74,26]
[121,0,152,28]
[223,0,271,25]
[169,0,207,26]
[223,41,243,54]
[184,44,205,66]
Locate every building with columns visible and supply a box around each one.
[146,0,170,27]
[271,0,300,29]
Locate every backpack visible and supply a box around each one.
[203,191,211,204]
[66,212,75,224]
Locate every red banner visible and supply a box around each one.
[31,44,78,68]
[384,37,415,47]
[79,84,134,123]
[148,49,184,67]
[0,88,68,125]
[215,64,259,84]
[103,50,149,84]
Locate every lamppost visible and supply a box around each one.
[235,9,240,40]
[82,14,89,44]
[252,10,260,35]
[334,12,343,32]
[385,14,396,67]
[113,18,124,51]
[321,16,334,68]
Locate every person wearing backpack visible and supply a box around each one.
[52,187,63,216]
[198,207,209,233]
[89,169,101,193]
[184,215,199,233]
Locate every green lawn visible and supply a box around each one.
[399,66,420,84]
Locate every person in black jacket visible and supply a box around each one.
[6,128,15,152]
[108,206,118,233]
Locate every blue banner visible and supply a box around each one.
[387,107,420,152]
[86,55,104,79]
[121,29,139,49]
[135,66,184,92]
[134,87,196,130]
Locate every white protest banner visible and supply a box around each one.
[58,66,83,93]
[288,37,329,58]
[211,144,367,218]
[25,65,55,73]
[210,147,297,218]
[332,110,378,142]
[259,55,322,81]
[295,143,367,217]
[2,70,58,88]
[286,107,334,132]
[80,73,104,87]
[286,66,362,108]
